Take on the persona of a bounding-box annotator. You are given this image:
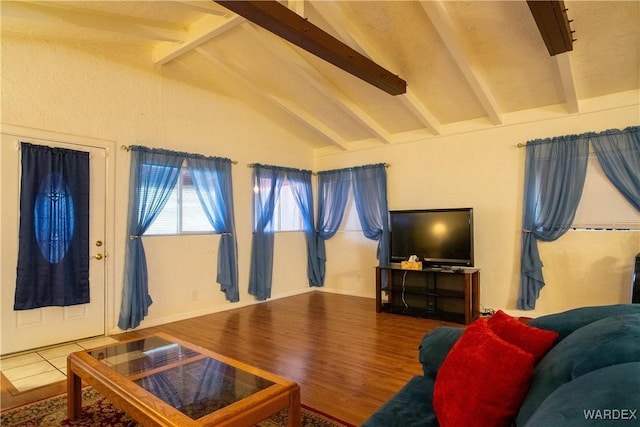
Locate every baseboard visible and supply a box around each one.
[314,287,374,299]
[108,287,318,334]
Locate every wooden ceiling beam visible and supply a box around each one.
[527,0,574,56]
[313,1,441,135]
[214,0,407,96]
[153,14,244,65]
[5,1,184,42]
[555,53,579,113]
[420,1,502,125]
[196,46,350,151]
[241,24,394,144]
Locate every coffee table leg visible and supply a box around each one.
[288,385,301,427]
[67,361,82,420]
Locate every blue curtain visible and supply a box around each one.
[15,142,90,309]
[591,126,640,210]
[352,164,391,269]
[248,165,285,300]
[118,146,183,330]
[518,135,590,310]
[187,156,239,302]
[287,169,323,286]
[316,169,352,284]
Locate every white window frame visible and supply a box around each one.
[339,189,363,232]
[572,153,640,231]
[144,165,215,236]
[254,177,305,233]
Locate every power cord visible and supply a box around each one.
[401,270,409,311]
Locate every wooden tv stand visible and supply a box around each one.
[376,266,480,324]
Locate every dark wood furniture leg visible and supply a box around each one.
[66,359,82,421]
[375,267,381,312]
[287,384,301,427]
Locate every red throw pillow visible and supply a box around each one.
[488,310,559,363]
[433,319,535,427]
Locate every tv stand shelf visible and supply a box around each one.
[375,266,480,324]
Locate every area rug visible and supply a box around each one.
[0,387,355,427]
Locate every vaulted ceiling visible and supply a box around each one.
[2,1,639,155]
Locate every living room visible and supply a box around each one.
[3,19,638,341]
[1,1,639,425]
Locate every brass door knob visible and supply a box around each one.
[90,253,104,260]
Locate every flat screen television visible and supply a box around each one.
[389,208,474,267]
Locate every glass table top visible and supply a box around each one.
[86,336,275,420]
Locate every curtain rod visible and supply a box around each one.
[516,125,638,148]
[247,162,391,175]
[516,142,597,156]
[316,163,391,175]
[120,145,237,164]
[516,139,588,148]
[247,163,317,175]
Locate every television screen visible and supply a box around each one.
[390,208,474,267]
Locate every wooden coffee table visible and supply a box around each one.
[67,332,301,426]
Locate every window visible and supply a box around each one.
[145,166,215,235]
[339,191,363,231]
[572,154,640,230]
[271,181,304,231]
[254,178,304,232]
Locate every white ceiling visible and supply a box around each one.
[2,1,639,155]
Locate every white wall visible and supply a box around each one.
[315,102,640,317]
[1,36,315,335]
[2,33,638,341]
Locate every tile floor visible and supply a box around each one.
[0,336,118,392]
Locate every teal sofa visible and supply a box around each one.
[362,304,640,426]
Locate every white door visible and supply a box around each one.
[1,131,107,355]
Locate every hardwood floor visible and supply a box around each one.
[1,292,461,425]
